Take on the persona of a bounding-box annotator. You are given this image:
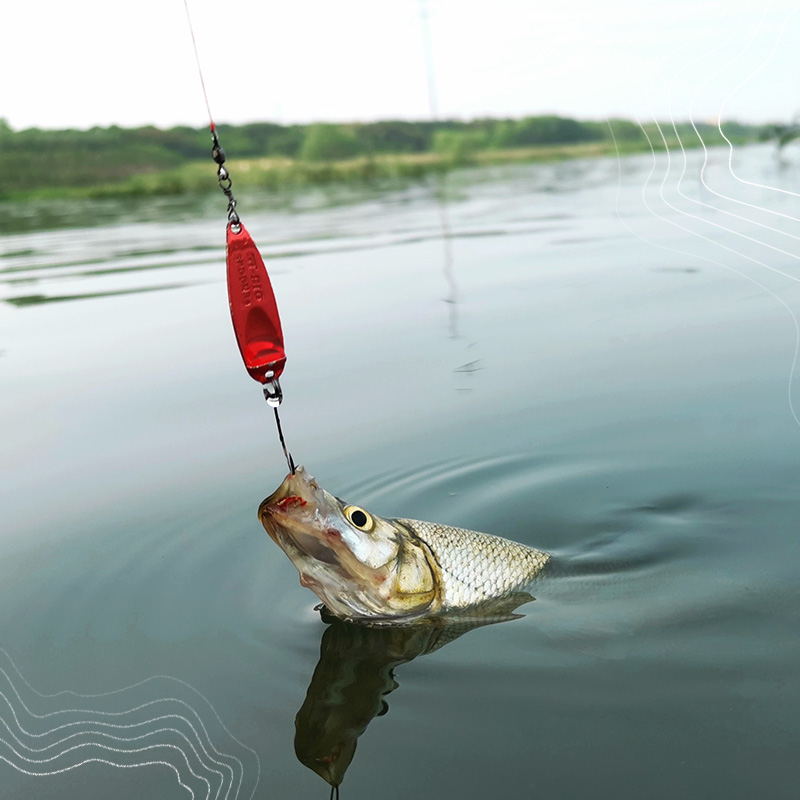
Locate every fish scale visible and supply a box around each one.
[398,520,550,609]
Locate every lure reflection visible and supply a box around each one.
[294,599,532,790]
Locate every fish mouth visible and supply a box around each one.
[258,465,320,519]
[258,466,343,567]
[258,467,397,619]
[258,492,308,521]
[290,530,339,565]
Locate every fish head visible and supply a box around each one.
[258,467,439,621]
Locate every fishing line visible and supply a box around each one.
[182,0,295,475]
[418,0,458,338]
[418,0,440,119]
[182,0,215,129]
[273,407,295,474]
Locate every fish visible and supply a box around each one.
[258,466,550,623]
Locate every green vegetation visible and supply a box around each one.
[300,123,361,161]
[759,118,800,151]
[433,129,490,163]
[0,115,770,201]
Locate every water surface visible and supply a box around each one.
[1,145,799,799]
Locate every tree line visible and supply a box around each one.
[0,115,768,196]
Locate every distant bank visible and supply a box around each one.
[0,115,770,200]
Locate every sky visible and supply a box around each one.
[2,0,800,131]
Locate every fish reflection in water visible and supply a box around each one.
[294,597,533,792]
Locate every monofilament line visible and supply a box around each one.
[274,407,295,474]
[182,0,215,128]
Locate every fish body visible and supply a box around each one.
[258,467,550,623]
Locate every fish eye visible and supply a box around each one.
[344,505,373,531]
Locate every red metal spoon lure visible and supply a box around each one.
[183,1,293,471]
[215,128,293,471]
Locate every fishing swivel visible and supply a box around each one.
[264,373,294,474]
[211,129,240,228]
[263,372,283,407]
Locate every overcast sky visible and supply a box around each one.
[3,0,799,131]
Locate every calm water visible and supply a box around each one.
[1,144,799,799]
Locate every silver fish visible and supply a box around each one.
[258,466,550,623]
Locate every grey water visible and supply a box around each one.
[1,144,799,799]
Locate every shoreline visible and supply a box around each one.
[2,136,761,203]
